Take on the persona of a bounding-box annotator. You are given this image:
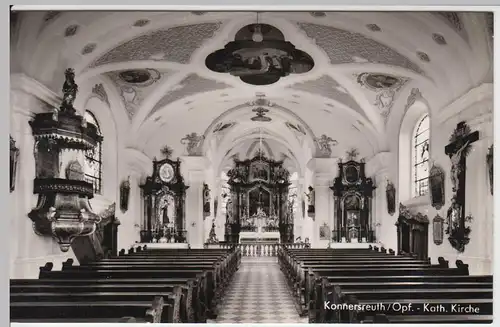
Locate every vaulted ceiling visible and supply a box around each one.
[11,10,493,174]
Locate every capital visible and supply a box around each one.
[365,152,394,177]
[307,157,339,174]
[180,156,209,171]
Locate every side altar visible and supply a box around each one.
[331,157,376,243]
[225,152,291,243]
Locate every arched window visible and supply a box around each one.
[84,111,103,194]
[412,114,430,197]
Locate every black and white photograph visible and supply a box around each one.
[8,6,495,325]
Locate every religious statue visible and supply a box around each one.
[203,183,211,216]
[305,186,315,214]
[226,198,234,223]
[487,145,493,195]
[446,196,461,234]
[180,132,204,156]
[206,219,219,244]
[449,140,470,193]
[59,68,78,115]
[315,134,338,158]
[386,181,396,216]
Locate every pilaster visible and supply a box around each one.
[307,158,338,247]
[181,156,209,248]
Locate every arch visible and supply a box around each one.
[411,114,430,198]
[398,100,430,203]
[83,97,119,202]
[83,110,103,194]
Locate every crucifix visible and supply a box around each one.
[444,121,479,249]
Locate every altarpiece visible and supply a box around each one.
[225,152,291,243]
[331,158,376,243]
[140,157,188,243]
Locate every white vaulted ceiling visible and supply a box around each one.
[11,10,493,174]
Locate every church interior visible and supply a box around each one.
[9,10,494,323]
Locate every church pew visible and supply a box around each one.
[64,262,228,306]
[10,296,172,323]
[307,266,492,324]
[10,277,206,322]
[10,282,197,323]
[11,288,186,322]
[38,265,218,318]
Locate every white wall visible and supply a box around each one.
[376,84,493,275]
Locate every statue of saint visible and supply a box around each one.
[450,140,470,193]
[446,196,461,230]
[305,186,315,213]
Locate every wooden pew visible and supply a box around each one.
[278,246,493,325]
[10,246,241,323]
[10,295,172,323]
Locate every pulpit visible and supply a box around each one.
[140,157,188,243]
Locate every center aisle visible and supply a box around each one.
[213,257,308,323]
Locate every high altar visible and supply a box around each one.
[225,152,292,243]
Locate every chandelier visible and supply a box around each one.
[205,14,314,85]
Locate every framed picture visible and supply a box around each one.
[432,214,444,245]
[386,181,396,216]
[319,223,330,240]
[429,164,445,210]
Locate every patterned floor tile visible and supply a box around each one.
[215,257,308,323]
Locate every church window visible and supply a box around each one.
[84,111,103,194]
[412,114,430,197]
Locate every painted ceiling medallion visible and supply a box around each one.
[250,107,272,122]
[205,23,314,85]
[118,69,160,86]
[357,73,402,90]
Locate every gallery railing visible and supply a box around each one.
[204,242,308,256]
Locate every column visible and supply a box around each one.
[365,152,395,248]
[307,158,338,248]
[182,156,208,249]
[117,172,143,251]
[460,112,493,274]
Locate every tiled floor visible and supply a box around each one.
[213,257,308,323]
